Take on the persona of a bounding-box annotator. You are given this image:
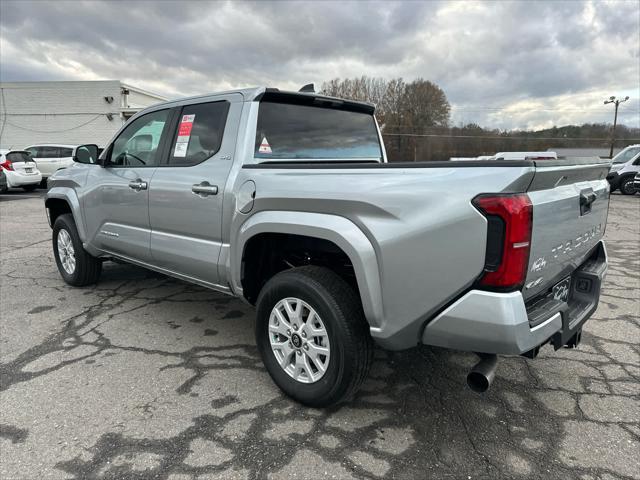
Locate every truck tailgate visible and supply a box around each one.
[523,158,611,300]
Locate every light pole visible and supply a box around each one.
[604,95,629,158]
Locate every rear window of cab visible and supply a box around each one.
[255,101,382,161]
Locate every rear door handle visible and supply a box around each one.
[192,182,218,197]
[128,179,148,191]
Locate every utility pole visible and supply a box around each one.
[604,95,629,158]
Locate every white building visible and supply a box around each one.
[0,80,167,149]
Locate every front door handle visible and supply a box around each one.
[128,179,148,191]
[192,182,218,197]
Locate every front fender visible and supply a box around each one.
[45,187,88,243]
[231,211,384,328]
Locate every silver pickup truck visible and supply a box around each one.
[45,87,610,406]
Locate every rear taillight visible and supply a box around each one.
[0,160,13,171]
[473,193,532,291]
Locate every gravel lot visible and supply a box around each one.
[1,191,638,480]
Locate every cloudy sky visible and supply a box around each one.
[1,0,638,130]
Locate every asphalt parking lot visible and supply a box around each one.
[0,191,638,480]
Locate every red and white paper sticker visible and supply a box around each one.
[174,114,195,157]
[258,137,272,154]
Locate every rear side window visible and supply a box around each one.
[169,101,230,166]
[255,102,382,161]
[40,146,60,158]
[59,148,73,157]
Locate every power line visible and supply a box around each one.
[3,114,104,133]
[3,112,119,116]
[381,133,640,141]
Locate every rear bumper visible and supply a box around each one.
[5,170,42,187]
[421,241,607,355]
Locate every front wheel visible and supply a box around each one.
[52,214,102,286]
[255,266,373,407]
[620,176,637,195]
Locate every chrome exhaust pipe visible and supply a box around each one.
[467,353,498,393]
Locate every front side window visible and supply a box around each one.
[168,101,229,166]
[107,109,170,167]
[255,101,382,161]
[613,147,640,164]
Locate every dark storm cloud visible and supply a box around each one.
[1,0,638,129]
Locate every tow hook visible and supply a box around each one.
[467,353,498,393]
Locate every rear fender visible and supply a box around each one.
[232,211,384,328]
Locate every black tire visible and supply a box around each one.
[619,176,636,195]
[39,178,48,189]
[52,214,102,286]
[23,184,38,192]
[255,266,373,407]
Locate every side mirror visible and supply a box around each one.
[74,144,99,164]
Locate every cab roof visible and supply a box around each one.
[157,87,375,114]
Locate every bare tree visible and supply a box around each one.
[401,79,450,129]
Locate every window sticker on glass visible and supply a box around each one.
[258,137,272,154]
[174,142,189,158]
[174,114,196,157]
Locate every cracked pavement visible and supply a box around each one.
[0,191,638,480]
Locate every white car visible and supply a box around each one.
[490,151,558,161]
[606,144,640,194]
[0,149,42,192]
[24,144,77,186]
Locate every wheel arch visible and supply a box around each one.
[45,188,87,242]
[232,211,384,328]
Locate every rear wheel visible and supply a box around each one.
[255,266,373,407]
[23,184,38,192]
[620,176,636,195]
[53,214,102,286]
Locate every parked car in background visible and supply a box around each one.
[24,144,77,187]
[0,150,42,191]
[451,152,557,162]
[0,165,7,193]
[490,151,558,161]
[606,144,640,195]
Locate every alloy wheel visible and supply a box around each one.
[57,229,76,275]
[268,297,331,384]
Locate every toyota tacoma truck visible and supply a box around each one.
[45,87,610,406]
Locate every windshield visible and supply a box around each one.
[255,101,382,161]
[612,147,640,164]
